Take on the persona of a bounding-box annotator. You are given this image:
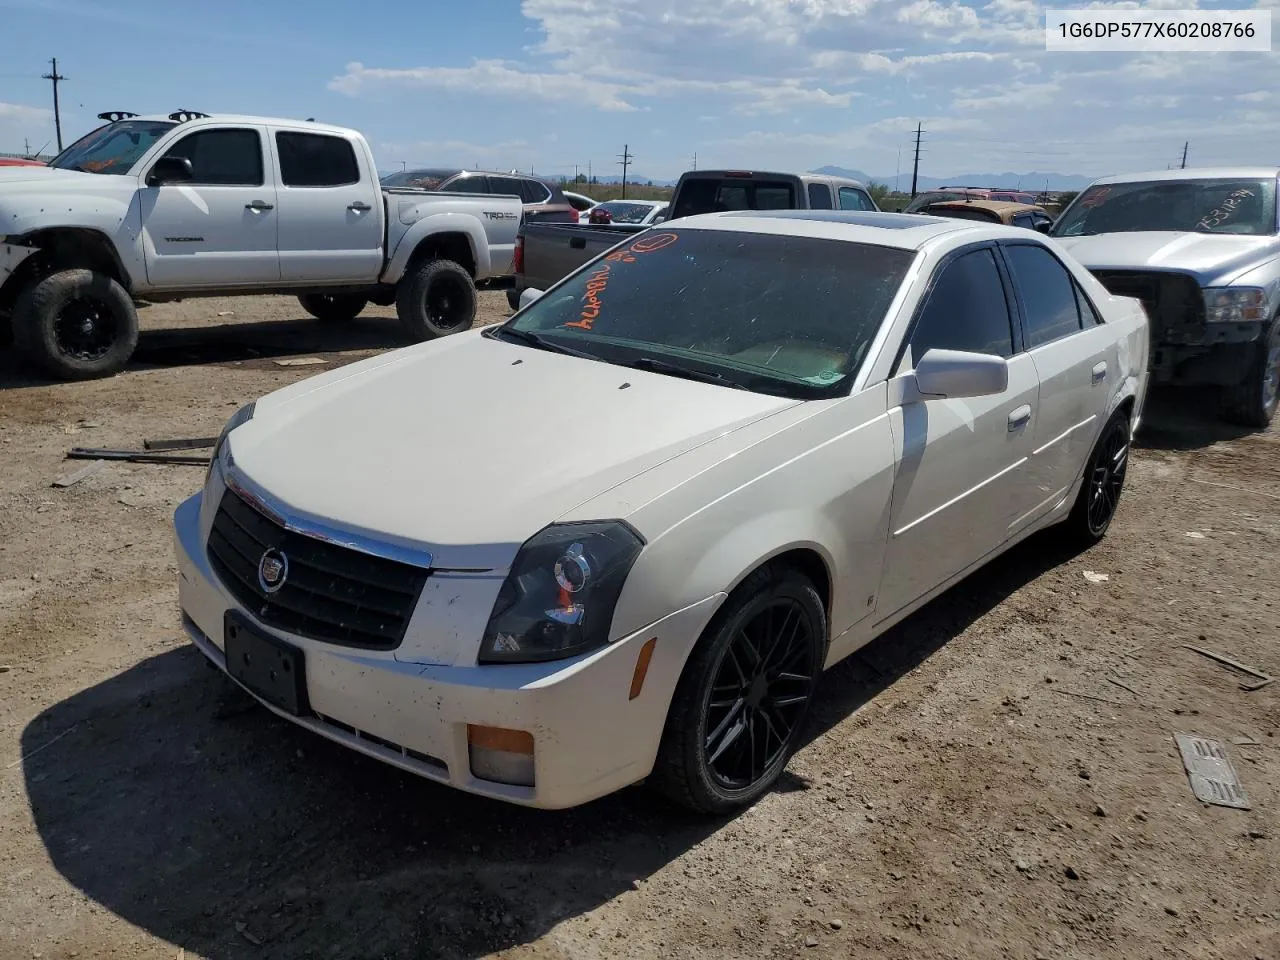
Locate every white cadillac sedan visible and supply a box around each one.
[173,210,1149,814]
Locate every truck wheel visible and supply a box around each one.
[395,258,476,340]
[297,293,368,323]
[12,269,138,381]
[1220,318,1280,429]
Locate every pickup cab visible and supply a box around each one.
[511,168,877,306]
[1050,167,1280,428]
[0,111,522,380]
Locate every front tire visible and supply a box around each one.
[650,564,826,815]
[395,258,477,340]
[1220,318,1280,429]
[1059,410,1131,548]
[297,293,368,323]
[12,269,138,380]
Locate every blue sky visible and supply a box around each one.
[1,0,1277,183]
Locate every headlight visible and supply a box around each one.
[478,521,644,664]
[1203,287,1267,324]
[207,401,256,482]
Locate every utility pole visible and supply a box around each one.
[1180,141,1188,168]
[692,151,697,171]
[24,137,30,156]
[42,57,66,152]
[400,161,406,171]
[617,144,633,199]
[894,146,901,192]
[909,122,923,199]
[588,160,593,185]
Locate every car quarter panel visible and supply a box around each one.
[564,384,896,668]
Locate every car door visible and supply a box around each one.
[271,129,383,283]
[999,240,1121,529]
[876,244,1041,621]
[139,126,279,288]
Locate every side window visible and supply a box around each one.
[807,182,833,209]
[519,179,552,204]
[1074,282,1105,326]
[1012,213,1036,230]
[161,129,263,186]
[276,132,359,187]
[441,175,485,193]
[489,176,526,198]
[839,187,874,211]
[908,248,1015,362]
[1003,243,1084,348]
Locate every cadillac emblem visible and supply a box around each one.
[257,548,289,594]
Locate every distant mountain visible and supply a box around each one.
[809,165,1094,192]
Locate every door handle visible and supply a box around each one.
[348,201,372,211]
[1008,404,1032,431]
[245,201,274,211]
[1092,361,1107,382]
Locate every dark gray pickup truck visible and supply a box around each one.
[509,168,877,307]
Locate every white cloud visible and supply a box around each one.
[326,0,1280,179]
[0,102,53,124]
[329,60,636,112]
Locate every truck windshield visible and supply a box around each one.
[1051,178,1279,237]
[501,227,915,399]
[49,120,177,175]
[669,177,797,220]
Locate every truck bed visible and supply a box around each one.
[515,221,643,295]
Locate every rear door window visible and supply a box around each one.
[807,182,833,209]
[1002,243,1085,348]
[519,178,552,204]
[276,132,359,187]
[489,175,527,198]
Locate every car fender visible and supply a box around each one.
[382,212,490,285]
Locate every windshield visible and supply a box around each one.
[502,227,915,399]
[903,191,975,213]
[50,120,176,175]
[380,168,459,189]
[1051,178,1279,237]
[594,201,659,223]
[924,205,1001,223]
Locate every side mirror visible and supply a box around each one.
[1035,219,1053,234]
[913,348,1009,399]
[518,287,544,309]
[146,155,193,187]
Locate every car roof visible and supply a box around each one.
[1089,166,1280,185]
[598,198,664,207]
[129,114,360,138]
[926,200,1047,215]
[668,208,1030,250]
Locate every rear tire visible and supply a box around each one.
[1220,317,1280,429]
[297,293,368,323]
[649,564,826,815]
[1058,410,1131,549]
[12,269,138,381]
[395,258,476,340]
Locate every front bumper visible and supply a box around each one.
[173,492,722,809]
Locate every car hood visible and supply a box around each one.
[228,330,801,570]
[0,164,106,185]
[1053,231,1280,285]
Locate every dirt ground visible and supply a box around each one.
[0,293,1277,960]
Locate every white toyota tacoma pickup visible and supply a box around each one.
[0,110,522,380]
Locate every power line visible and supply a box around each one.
[909,122,924,199]
[617,144,633,199]
[41,57,66,151]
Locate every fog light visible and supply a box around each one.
[467,724,535,787]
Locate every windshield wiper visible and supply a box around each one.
[485,325,600,360]
[622,356,748,390]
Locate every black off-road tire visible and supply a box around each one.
[1058,409,1132,549]
[506,288,522,311]
[395,258,477,340]
[1220,317,1280,429]
[12,269,138,381]
[649,564,827,815]
[297,293,368,323]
